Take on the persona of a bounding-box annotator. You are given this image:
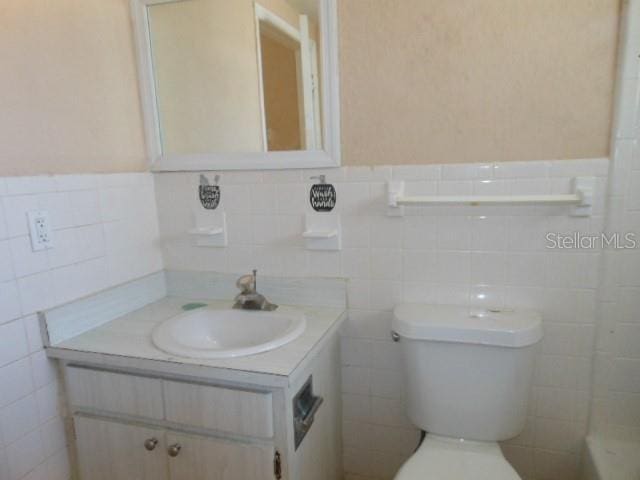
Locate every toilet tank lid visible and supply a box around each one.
[392,304,543,347]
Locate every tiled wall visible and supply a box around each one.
[0,173,162,480]
[590,0,640,444]
[154,157,608,480]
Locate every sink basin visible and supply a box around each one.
[151,308,306,359]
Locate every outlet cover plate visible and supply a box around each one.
[27,210,54,251]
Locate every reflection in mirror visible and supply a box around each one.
[146,0,322,156]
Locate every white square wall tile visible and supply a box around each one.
[437,216,471,250]
[337,183,371,216]
[435,252,471,285]
[341,366,371,395]
[370,249,402,280]
[403,250,437,282]
[0,281,21,325]
[0,446,9,480]
[470,252,506,285]
[249,184,277,215]
[0,394,39,445]
[371,396,412,427]
[2,195,38,238]
[46,228,79,269]
[69,190,101,226]
[21,463,48,480]
[342,420,374,449]
[6,428,45,480]
[0,358,34,407]
[75,224,106,261]
[548,159,590,177]
[609,358,640,393]
[342,394,371,423]
[370,367,404,399]
[369,217,404,249]
[442,163,493,180]
[508,178,550,195]
[545,253,599,289]
[368,280,403,311]
[23,315,44,353]
[371,340,403,371]
[370,425,420,455]
[0,240,14,282]
[5,176,56,196]
[533,418,581,453]
[46,447,71,480]
[392,165,441,181]
[0,320,28,367]
[35,382,60,423]
[535,387,576,421]
[99,187,129,222]
[340,337,372,367]
[493,161,549,179]
[403,216,437,250]
[30,350,57,389]
[54,174,99,192]
[627,171,640,210]
[17,271,55,315]
[37,193,74,231]
[9,236,49,278]
[436,284,471,305]
[613,324,640,358]
[40,416,66,457]
[533,449,578,480]
[341,249,370,279]
[341,310,392,341]
[0,200,8,240]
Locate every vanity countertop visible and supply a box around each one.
[45,296,345,387]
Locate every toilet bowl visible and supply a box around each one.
[391,304,543,480]
[395,435,520,480]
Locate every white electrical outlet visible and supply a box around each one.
[27,210,53,251]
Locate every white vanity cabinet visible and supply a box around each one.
[62,331,341,480]
[166,432,275,480]
[75,416,168,480]
[75,416,275,480]
[66,367,279,480]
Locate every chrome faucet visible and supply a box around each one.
[233,270,277,311]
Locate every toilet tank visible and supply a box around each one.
[392,304,543,442]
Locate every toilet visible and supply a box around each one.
[392,304,543,480]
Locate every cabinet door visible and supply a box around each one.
[75,416,168,480]
[167,432,275,480]
[66,366,164,419]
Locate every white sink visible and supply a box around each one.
[151,308,306,359]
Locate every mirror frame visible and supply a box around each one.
[130,0,341,171]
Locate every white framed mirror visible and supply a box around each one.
[130,0,340,171]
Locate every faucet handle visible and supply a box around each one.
[236,272,256,293]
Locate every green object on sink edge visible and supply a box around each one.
[181,303,207,311]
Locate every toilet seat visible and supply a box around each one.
[394,434,521,480]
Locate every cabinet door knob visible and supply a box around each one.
[168,444,182,457]
[144,438,158,451]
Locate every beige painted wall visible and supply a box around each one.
[339,0,621,165]
[0,0,622,175]
[0,0,147,176]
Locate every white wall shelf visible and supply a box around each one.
[188,227,224,236]
[387,177,595,217]
[189,212,228,247]
[303,214,341,250]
